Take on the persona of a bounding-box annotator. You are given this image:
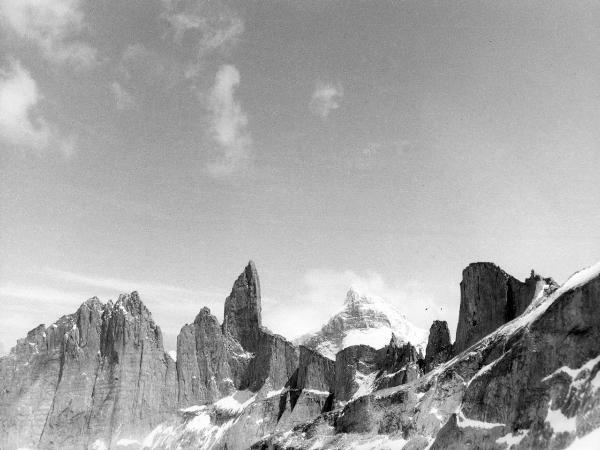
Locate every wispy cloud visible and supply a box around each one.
[42,268,203,298]
[0,61,74,155]
[309,82,343,119]
[161,0,243,55]
[206,64,252,177]
[110,81,135,110]
[0,0,96,68]
[0,282,87,304]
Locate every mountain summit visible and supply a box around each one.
[298,287,428,359]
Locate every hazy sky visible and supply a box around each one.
[1,0,599,355]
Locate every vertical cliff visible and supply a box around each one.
[0,293,176,449]
[454,263,549,353]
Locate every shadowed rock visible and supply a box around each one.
[297,345,335,393]
[223,260,262,352]
[424,320,453,372]
[454,263,551,353]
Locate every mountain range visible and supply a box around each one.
[1,259,599,449]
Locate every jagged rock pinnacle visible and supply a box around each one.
[222,260,262,352]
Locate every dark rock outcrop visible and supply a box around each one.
[297,345,335,393]
[424,320,453,372]
[222,261,262,352]
[240,330,298,392]
[334,345,378,402]
[375,334,423,390]
[176,307,238,406]
[454,263,549,353]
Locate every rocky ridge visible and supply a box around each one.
[255,261,600,450]
[1,260,599,450]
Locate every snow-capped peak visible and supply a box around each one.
[299,287,428,360]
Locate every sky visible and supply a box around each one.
[1,0,599,355]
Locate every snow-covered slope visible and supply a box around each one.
[298,287,428,359]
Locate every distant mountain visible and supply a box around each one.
[297,287,428,359]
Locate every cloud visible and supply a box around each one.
[0,0,96,68]
[42,268,208,299]
[161,0,244,54]
[262,268,443,340]
[110,81,135,110]
[309,82,343,118]
[0,61,74,155]
[0,282,87,304]
[206,64,252,176]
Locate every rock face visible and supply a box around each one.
[424,320,453,372]
[222,260,262,352]
[299,287,428,360]
[454,263,549,354]
[256,262,600,450]
[297,346,335,393]
[334,345,378,402]
[176,307,238,406]
[0,293,176,449]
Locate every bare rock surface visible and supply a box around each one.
[0,293,176,449]
[222,260,262,352]
[454,263,552,353]
[424,320,453,372]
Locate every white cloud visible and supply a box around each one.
[0,61,74,155]
[0,0,96,67]
[309,82,343,118]
[0,61,51,150]
[206,64,252,176]
[110,81,135,110]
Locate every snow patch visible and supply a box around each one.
[545,405,576,434]
[495,429,529,448]
[213,391,256,414]
[457,412,504,429]
[346,434,408,449]
[543,355,600,383]
[116,439,140,447]
[90,440,108,450]
[180,405,206,413]
[352,371,378,400]
[304,388,331,396]
[564,426,600,449]
[266,388,286,398]
[167,350,177,361]
[342,328,396,352]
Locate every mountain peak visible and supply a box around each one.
[300,288,428,359]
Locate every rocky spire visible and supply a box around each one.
[424,320,453,372]
[222,260,262,352]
